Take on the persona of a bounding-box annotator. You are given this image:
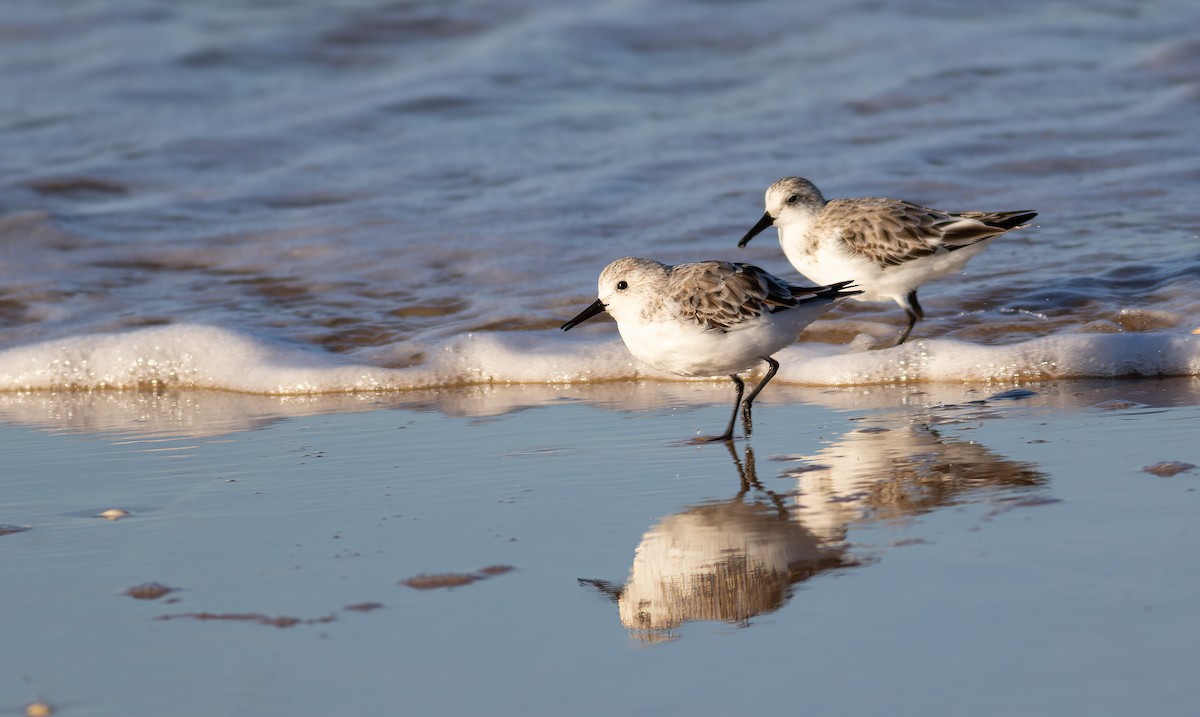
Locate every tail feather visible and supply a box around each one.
[790,279,862,302]
[960,210,1038,231]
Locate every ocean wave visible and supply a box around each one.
[0,324,1195,395]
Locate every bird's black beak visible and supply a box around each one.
[737,212,775,248]
[561,299,607,331]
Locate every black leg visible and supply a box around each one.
[896,309,918,345]
[896,290,923,346]
[909,290,925,320]
[743,357,780,408]
[739,357,780,436]
[707,373,744,443]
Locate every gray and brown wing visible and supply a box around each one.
[667,261,798,331]
[824,198,1035,267]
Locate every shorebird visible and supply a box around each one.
[739,177,1036,345]
[562,257,858,441]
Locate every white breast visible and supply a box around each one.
[617,314,791,378]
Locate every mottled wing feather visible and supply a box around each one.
[668,261,797,331]
[934,212,1016,247]
[825,198,1017,268]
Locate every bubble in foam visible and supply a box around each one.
[0,324,1196,394]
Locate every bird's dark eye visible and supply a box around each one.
[616,280,628,291]
[786,194,799,205]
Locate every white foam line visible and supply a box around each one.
[0,325,1195,394]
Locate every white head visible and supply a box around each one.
[560,257,669,331]
[738,177,826,247]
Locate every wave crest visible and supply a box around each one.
[0,325,1195,394]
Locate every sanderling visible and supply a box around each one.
[738,177,1036,345]
[561,257,859,442]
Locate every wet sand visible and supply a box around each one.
[2,378,1199,716]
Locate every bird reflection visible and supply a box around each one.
[582,423,1045,641]
[580,444,849,641]
[784,422,1045,544]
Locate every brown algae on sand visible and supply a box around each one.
[1142,461,1196,477]
[402,565,515,590]
[155,602,393,627]
[157,612,338,628]
[402,574,478,589]
[125,582,178,600]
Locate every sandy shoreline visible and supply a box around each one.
[2,378,1198,715]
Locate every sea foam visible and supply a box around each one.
[0,324,1195,395]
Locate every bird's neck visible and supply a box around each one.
[778,211,820,260]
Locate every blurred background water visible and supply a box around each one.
[0,0,1197,391]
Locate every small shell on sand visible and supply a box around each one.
[26,701,53,717]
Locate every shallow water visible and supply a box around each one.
[1,0,1198,391]
[3,380,1200,715]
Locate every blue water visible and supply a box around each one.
[0,0,1197,391]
